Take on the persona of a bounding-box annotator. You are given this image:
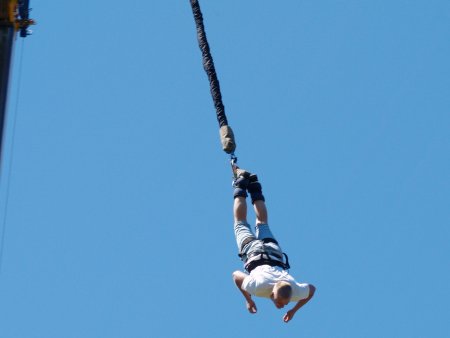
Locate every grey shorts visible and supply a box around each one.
[234,221,283,261]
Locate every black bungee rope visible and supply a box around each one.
[189,0,237,165]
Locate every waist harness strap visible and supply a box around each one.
[244,250,290,273]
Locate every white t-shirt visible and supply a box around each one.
[241,265,310,302]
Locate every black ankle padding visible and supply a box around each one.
[249,174,258,183]
[234,187,248,199]
[248,182,264,204]
[247,181,262,194]
[233,176,250,190]
[250,192,265,204]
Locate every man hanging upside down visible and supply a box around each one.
[231,167,316,323]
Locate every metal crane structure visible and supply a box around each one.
[0,0,33,170]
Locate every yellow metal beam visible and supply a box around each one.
[1,0,34,36]
[0,0,18,23]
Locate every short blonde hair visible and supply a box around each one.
[273,281,292,300]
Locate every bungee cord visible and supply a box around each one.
[189,0,237,164]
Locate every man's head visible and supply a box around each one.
[270,281,292,309]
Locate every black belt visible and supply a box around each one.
[246,258,286,273]
[246,250,283,261]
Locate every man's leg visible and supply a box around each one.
[233,173,249,222]
[233,169,284,262]
[253,200,268,225]
[248,178,279,245]
[233,176,255,252]
[247,179,267,225]
[233,166,268,225]
[234,196,247,223]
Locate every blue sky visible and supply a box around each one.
[0,1,449,337]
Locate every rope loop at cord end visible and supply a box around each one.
[219,125,236,154]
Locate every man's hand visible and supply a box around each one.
[283,309,295,322]
[283,284,316,323]
[246,298,257,314]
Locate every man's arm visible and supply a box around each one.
[283,284,316,323]
[232,270,257,314]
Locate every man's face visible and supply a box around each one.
[270,293,290,309]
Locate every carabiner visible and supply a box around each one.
[230,153,238,166]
